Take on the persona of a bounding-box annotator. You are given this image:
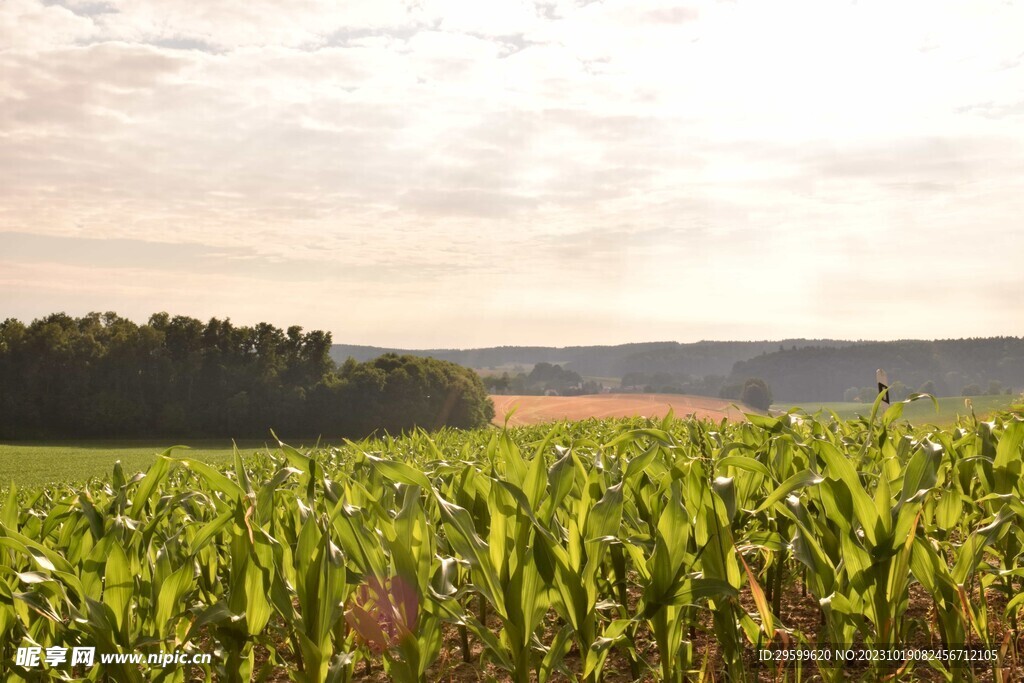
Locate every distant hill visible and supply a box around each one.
[332,337,1024,402]
[330,340,847,378]
[729,338,1024,401]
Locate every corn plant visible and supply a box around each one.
[1,407,1023,682]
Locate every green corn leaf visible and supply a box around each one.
[935,488,962,530]
[176,458,246,500]
[155,562,194,636]
[712,476,737,522]
[897,440,942,509]
[624,443,661,481]
[77,491,105,540]
[13,589,62,623]
[434,493,505,616]
[882,392,939,427]
[130,453,172,518]
[951,505,1016,584]
[102,541,133,639]
[815,440,878,544]
[538,623,575,683]
[752,469,822,514]
[234,442,253,496]
[718,454,774,480]
[244,577,273,639]
[2,482,18,531]
[666,577,739,607]
[366,454,433,489]
[993,419,1024,494]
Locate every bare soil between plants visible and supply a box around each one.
[234,573,1021,682]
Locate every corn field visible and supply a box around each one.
[2,395,1024,682]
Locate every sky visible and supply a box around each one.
[1,0,1022,348]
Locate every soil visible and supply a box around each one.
[209,572,1022,682]
[489,394,750,427]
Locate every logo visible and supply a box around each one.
[15,647,95,668]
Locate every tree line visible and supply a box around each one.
[0,312,494,440]
[730,338,1024,402]
[331,339,844,379]
[618,371,727,397]
[482,362,605,396]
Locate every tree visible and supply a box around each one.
[527,363,581,392]
[335,353,494,435]
[961,384,982,397]
[481,372,511,393]
[855,386,876,403]
[718,383,743,400]
[740,378,772,411]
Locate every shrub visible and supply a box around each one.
[740,377,772,411]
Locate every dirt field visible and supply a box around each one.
[489,393,750,426]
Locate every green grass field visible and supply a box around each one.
[776,393,1018,423]
[0,439,327,487]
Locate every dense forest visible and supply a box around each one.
[0,312,494,440]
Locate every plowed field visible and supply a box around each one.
[489,393,750,426]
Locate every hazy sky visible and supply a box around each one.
[2,1,1022,347]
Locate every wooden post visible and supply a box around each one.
[876,368,890,405]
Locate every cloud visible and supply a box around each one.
[2,0,1024,345]
[957,100,1024,121]
[640,6,700,25]
[802,136,1024,189]
[0,0,97,50]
